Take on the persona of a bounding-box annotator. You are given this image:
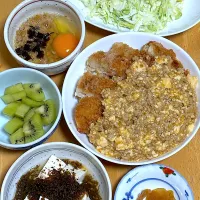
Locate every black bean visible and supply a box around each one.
[37,50,44,59]
[24,44,31,51]
[28,29,36,39]
[21,51,31,61]
[15,47,24,55]
[32,45,40,53]
[37,32,44,39]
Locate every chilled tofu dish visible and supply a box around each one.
[14,155,102,200]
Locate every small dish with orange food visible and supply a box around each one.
[114,164,194,200]
[4,0,85,75]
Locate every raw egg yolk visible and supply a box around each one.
[52,34,78,58]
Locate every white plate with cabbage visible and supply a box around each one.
[64,0,200,36]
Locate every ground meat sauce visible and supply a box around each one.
[14,160,101,200]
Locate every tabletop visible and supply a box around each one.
[0,0,200,199]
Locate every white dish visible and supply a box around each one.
[4,0,85,75]
[65,0,200,36]
[0,68,62,150]
[114,164,194,200]
[62,32,200,165]
[1,142,112,200]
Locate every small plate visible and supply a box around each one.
[114,164,193,200]
[65,0,200,36]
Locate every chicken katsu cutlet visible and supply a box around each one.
[87,42,139,78]
[141,41,183,68]
[74,96,103,134]
[75,72,116,98]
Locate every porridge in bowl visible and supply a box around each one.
[74,42,198,162]
[15,13,79,64]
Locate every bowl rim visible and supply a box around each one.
[62,32,200,166]
[1,142,112,200]
[0,67,63,149]
[4,0,86,69]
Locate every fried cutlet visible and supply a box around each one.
[86,43,139,78]
[75,72,116,98]
[141,41,183,68]
[74,96,103,134]
[86,51,108,75]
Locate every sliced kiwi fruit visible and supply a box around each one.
[35,99,56,125]
[24,108,36,122]
[1,83,57,145]
[10,128,25,144]
[23,113,44,143]
[2,102,21,117]
[4,117,24,135]
[1,94,14,104]
[15,103,31,118]
[23,83,45,102]
[4,83,24,95]
[22,97,44,107]
[1,91,26,104]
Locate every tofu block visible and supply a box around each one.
[38,155,87,184]
[24,155,90,200]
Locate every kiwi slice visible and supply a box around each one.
[4,117,23,135]
[2,102,21,117]
[1,91,26,104]
[23,83,45,102]
[35,99,56,125]
[10,128,25,144]
[24,108,36,122]
[4,83,24,95]
[1,94,14,104]
[15,103,31,118]
[23,113,44,143]
[22,97,44,107]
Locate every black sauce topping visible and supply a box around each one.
[15,26,53,61]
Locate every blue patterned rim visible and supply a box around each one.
[114,164,194,200]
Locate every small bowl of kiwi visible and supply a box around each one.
[0,68,62,150]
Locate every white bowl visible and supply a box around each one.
[4,0,85,75]
[0,68,62,150]
[114,164,194,200]
[62,32,200,165]
[0,142,112,200]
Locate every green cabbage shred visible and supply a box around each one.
[80,0,183,33]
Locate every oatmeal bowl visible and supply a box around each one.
[62,32,200,165]
[4,0,85,75]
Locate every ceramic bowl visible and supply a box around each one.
[4,0,85,75]
[62,32,200,165]
[0,68,62,150]
[114,164,194,200]
[0,142,112,200]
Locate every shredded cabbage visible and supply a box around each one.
[80,0,184,32]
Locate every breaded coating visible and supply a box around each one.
[132,50,155,67]
[74,96,103,134]
[141,41,183,68]
[87,43,139,78]
[76,72,116,98]
[86,51,108,75]
[141,41,176,58]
